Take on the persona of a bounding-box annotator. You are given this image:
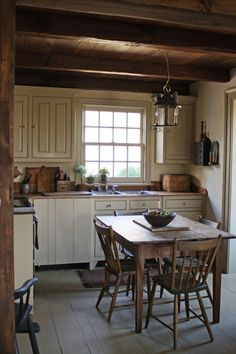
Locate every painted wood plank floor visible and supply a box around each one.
[16,269,236,354]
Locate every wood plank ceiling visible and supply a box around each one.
[15,0,236,94]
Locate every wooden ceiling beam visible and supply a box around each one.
[15,52,230,82]
[15,69,190,94]
[16,8,236,55]
[16,0,236,35]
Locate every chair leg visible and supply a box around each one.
[205,284,213,305]
[184,293,190,319]
[15,335,20,354]
[146,270,151,301]
[27,316,40,354]
[145,281,157,328]
[126,275,132,297]
[173,294,179,349]
[131,274,135,301]
[196,291,214,342]
[96,270,111,308]
[108,276,122,322]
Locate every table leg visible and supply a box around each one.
[135,245,145,333]
[212,244,222,323]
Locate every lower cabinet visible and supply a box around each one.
[33,198,92,266]
[74,198,93,263]
[162,195,205,220]
[14,213,34,304]
[33,194,205,266]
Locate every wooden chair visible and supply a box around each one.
[113,210,162,297]
[161,215,222,303]
[113,210,147,259]
[93,219,150,321]
[145,235,222,349]
[15,277,40,354]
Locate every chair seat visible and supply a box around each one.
[16,321,40,334]
[152,273,207,295]
[120,247,134,259]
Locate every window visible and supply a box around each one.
[82,104,146,182]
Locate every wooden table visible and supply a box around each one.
[96,214,235,333]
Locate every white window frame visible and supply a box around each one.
[81,102,147,183]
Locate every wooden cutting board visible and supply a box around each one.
[37,166,59,193]
[24,167,42,193]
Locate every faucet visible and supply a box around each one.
[111,184,118,194]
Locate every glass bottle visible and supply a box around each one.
[200,121,204,141]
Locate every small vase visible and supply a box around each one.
[100,174,108,184]
[21,183,29,194]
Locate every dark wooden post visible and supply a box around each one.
[0,0,15,353]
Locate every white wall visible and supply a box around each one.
[190,70,236,222]
[14,85,190,184]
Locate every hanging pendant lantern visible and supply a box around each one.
[153,51,181,129]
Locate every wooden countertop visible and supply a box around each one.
[14,191,206,199]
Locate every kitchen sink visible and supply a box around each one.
[92,190,159,196]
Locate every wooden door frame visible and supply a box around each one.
[223,87,236,273]
[0,0,15,352]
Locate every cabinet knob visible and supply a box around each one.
[142,203,146,207]
[106,204,111,208]
[19,125,25,128]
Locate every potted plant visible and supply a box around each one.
[74,164,87,184]
[86,174,95,184]
[98,167,110,184]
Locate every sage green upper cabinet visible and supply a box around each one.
[155,96,196,164]
[32,96,73,159]
[14,95,29,158]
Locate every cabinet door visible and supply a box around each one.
[54,199,74,264]
[14,95,28,158]
[32,96,73,159]
[33,199,54,266]
[156,103,194,164]
[74,199,92,263]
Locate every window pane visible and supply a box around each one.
[100,128,112,142]
[128,112,141,128]
[127,128,140,143]
[114,146,127,161]
[100,145,113,161]
[84,127,98,142]
[85,145,99,160]
[114,128,126,143]
[114,162,127,177]
[128,146,141,161]
[128,163,141,177]
[114,112,127,127]
[85,110,99,126]
[100,111,113,127]
[85,162,99,176]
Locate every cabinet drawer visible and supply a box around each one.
[177,210,203,220]
[95,200,127,211]
[129,199,161,210]
[163,197,203,210]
